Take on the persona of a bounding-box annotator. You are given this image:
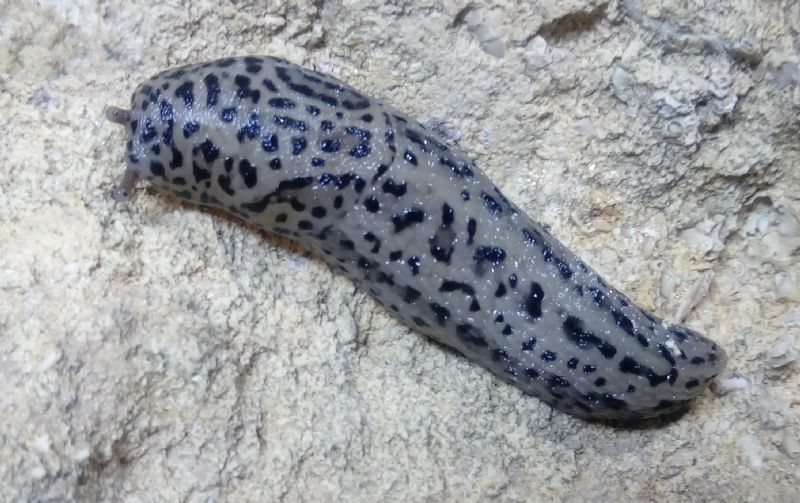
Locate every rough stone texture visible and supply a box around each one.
[1,0,798,500]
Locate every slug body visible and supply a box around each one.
[109,56,726,420]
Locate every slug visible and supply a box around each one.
[107,56,726,420]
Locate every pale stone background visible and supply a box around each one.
[1,0,798,501]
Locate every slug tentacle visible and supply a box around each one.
[113,168,139,202]
[105,106,131,125]
[110,56,726,420]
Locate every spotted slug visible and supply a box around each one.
[107,56,726,420]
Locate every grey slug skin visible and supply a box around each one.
[110,56,726,420]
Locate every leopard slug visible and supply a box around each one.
[106,56,726,420]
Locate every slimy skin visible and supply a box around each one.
[107,56,726,420]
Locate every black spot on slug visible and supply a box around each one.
[549,376,571,388]
[480,191,502,215]
[474,246,506,266]
[291,137,307,155]
[262,78,278,92]
[175,81,194,107]
[269,97,296,109]
[382,179,407,197]
[321,138,341,153]
[149,161,165,178]
[561,315,617,359]
[430,303,450,326]
[392,208,425,233]
[219,107,236,122]
[262,134,279,152]
[350,142,371,158]
[524,283,545,319]
[239,159,257,188]
[456,324,489,347]
[372,164,389,183]
[467,219,477,245]
[541,350,556,362]
[198,139,219,163]
[439,280,475,295]
[364,196,381,213]
[319,94,337,107]
[612,310,635,337]
[618,356,645,376]
[404,287,421,303]
[407,256,420,275]
[182,121,199,138]
[441,204,454,227]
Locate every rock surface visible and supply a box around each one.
[1,0,798,500]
